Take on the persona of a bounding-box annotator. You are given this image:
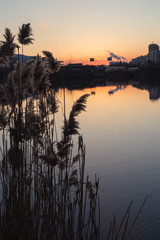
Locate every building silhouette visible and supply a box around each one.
[148,43,159,53]
[130,43,160,65]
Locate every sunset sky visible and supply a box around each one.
[1,0,160,64]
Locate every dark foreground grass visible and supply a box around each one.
[0,90,100,239]
[0,24,148,240]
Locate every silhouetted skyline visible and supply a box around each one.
[1,0,160,64]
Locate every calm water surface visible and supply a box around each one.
[56,85,160,239]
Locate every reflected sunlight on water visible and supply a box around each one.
[56,85,160,239]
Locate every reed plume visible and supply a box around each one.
[17,23,34,62]
[42,51,61,74]
[32,55,50,95]
[0,23,100,240]
[0,28,16,66]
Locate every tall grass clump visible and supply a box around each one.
[0,23,147,240]
[0,95,100,240]
[0,24,100,240]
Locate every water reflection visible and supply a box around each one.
[127,82,160,101]
[108,85,127,94]
[0,92,100,239]
[55,84,160,240]
[62,81,160,102]
[1,82,160,239]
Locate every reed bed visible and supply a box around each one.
[0,24,147,240]
[0,89,100,239]
[0,27,100,238]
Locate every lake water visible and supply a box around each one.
[56,84,160,239]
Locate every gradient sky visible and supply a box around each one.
[1,0,160,64]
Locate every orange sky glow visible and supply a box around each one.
[1,0,160,65]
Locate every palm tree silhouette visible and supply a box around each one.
[17,23,34,63]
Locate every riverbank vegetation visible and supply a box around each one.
[0,23,148,240]
[0,23,101,240]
